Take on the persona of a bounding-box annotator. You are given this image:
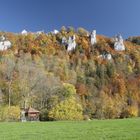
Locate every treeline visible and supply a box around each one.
[0,27,140,121]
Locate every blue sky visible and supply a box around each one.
[0,0,140,38]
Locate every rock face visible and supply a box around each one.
[91,30,97,45]
[114,35,125,51]
[67,35,76,51]
[52,29,59,34]
[0,36,12,51]
[62,37,67,46]
[21,30,28,35]
[61,35,77,51]
[98,53,112,60]
[105,54,112,60]
[36,31,44,35]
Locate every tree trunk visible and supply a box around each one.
[8,80,12,108]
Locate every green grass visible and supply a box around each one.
[0,118,140,140]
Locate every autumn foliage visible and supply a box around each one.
[0,28,140,121]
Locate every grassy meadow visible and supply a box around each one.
[0,118,140,140]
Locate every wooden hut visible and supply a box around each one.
[21,107,40,122]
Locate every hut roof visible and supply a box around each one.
[26,107,40,113]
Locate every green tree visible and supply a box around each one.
[48,97,83,120]
[77,27,89,36]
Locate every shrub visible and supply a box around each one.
[0,106,20,122]
[62,83,76,98]
[48,97,83,121]
[127,105,139,117]
[8,106,21,121]
[83,115,90,121]
[77,28,89,36]
[40,108,49,121]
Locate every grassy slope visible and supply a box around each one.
[0,118,140,140]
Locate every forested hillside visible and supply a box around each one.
[0,27,140,121]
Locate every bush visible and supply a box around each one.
[127,105,139,117]
[0,106,20,122]
[77,28,89,36]
[128,37,140,45]
[83,115,91,121]
[39,108,49,121]
[48,97,83,121]
[121,105,139,118]
[62,83,76,97]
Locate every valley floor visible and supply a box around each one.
[0,118,140,140]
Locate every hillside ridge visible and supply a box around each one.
[0,27,140,121]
